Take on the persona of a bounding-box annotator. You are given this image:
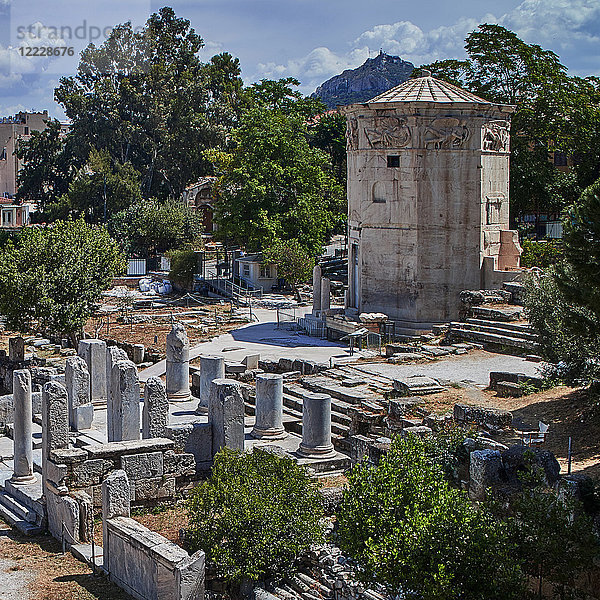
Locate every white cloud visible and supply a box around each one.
[255,0,600,94]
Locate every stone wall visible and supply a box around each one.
[47,438,195,508]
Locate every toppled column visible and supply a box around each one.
[312,265,322,315]
[252,374,286,440]
[298,392,335,458]
[8,337,25,362]
[209,378,244,454]
[108,360,140,442]
[41,381,69,488]
[196,355,224,415]
[166,323,191,401]
[142,377,169,439]
[320,277,331,313]
[78,339,107,404]
[65,356,93,430]
[10,370,36,484]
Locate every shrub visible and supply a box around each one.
[337,436,525,600]
[186,448,325,590]
[167,249,198,291]
[521,239,563,268]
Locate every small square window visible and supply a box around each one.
[387,155,400,167]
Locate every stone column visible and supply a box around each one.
[106,346,128,431]
[166,323,191,401]
[312,265,322,314]
[142,377,169,439]
[209,378,244,454]
[320,277,331,313]
[78,339,108,404]
[10,370,36,484]
[65,356,93,431]
[298,392,335,458]
[132,344,145,365]
[41,381,69,488]
[196,355,224,415]
[109,360,140,442]
[252,374,286,439]
[8,337,25,362]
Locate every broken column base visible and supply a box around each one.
[251,426,288,441]
[297,444,336,459]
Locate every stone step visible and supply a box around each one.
[447,327,537,350]
[298,378,371,404]
[393,375,445,396]
[2,478,45,519]
[0,490,43,525]
[471,306,523,322]
[464,318,536,335]
[71,543,104,571]
[0,492,44,535]
[455,321,538,342]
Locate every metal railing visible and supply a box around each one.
[205,269,262,306]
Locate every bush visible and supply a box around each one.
[167,249,198,291]
[186,448,325,590]
[337,436,525,600]
[521,240,563,268]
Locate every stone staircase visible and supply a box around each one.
[445,318,539,352]
[243,366,391,453]
[0,477,45,536]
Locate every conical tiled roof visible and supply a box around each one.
[368,72,491,104]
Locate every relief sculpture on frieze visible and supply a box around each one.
[482,120,510,152]
[346,117,359,150]
[423,117,470,149]
[364,116,410,148]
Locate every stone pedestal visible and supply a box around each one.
[196,356,224,415]
[209,378,244,454]
[41,381,69,489]
[108,360,140,442]
[106,346,128,416]
[132,344,145,364]
[65,356,93,431]
[252,374,286,439]
[78,339,107,404]
[298,392,335,458]
[320,278,331,313]
[10,370,36,484]
[312,265,322,315]
[142,377,169,439]
[166,323,191,401]
[8,337,25,362]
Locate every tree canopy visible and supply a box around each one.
[419,24,600,220]
[0,219,124,341]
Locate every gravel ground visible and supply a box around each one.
[0,527,32,600]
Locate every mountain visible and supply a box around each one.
[312,52,414,108]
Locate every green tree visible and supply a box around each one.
[262,239,314,292]
[337,436,525,600]
[186,448,325,591]
[525,179,600,381]
[309,111,347,185]
[0,219,124,343]
[508,485,598,600]
[209,94,345,254]
[420,24,600,220]
[109,198,203,257]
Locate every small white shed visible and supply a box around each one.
[236,254,278,291]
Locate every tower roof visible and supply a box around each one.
[368,72,492,105]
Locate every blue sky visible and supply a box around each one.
[1,0,599,119]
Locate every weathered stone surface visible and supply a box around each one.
[196,355,224,414]
[496,381,523,398]
[312,264,322,314]
[319,487,344,515]
[106,345,128,408]
[163,451,196,477]
[349,434,371,463]
[501,446,560,487]
[469,449,503,500]
[11,369,36,484]
[70,458,113,487]
[142,376,169,439]
[102,469,131,564]
[65,356,93,430]
[42,381,69,487]
[86,437,174,460]
[298,392,335,458]
[166,322,191,401]
[109,359,140,442]
[121,452,164,480]
[278,357,294,372]
[78,339,107,403]
[453,403,513,429]
[252,374,286,439]
[489,371,543,391]
[243,353,260,370]
[9,337,25,362]
[134,476,175,501]
[209,379,244,454]
[46,486,80,543]
[132,344,145,364]
[72,490,94,543]
[400,425,432,438]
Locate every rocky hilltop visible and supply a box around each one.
[312,52,414,108]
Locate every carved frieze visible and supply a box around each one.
[482,120,510,152]
[423,117,470,149]
[364,116,411,149]
[346,117,359,151]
